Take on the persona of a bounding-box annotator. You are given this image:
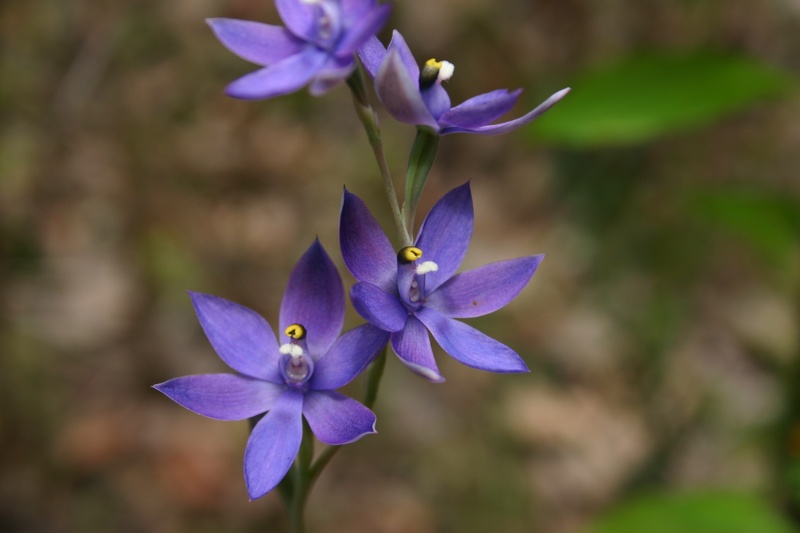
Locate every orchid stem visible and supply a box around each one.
[347,68,413,247]
[288,420,314,533]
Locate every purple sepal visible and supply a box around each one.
[390,316,444,382]
[311,324,389,390]
[244,390,304,500]
[303,390,377,445]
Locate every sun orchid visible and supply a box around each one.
[154,240,389,499]
[357,30,569,135]
[208,0,391,99]
[340,182,542,382]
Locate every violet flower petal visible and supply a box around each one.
[357,35,386,78]
[244,390,304,499]
[341,0,377,21]
[440,87,571,136]
[309,55,356,96]
[225,48,328,100]
[375,46,439,130]
[386,30,420,80]
[190,292,282,382]
[438,89,523,129]
[415,182,473,293]
[426,255,544,318]
[334,4,392,57]
[390,316,444,382]
[206,19,306,66]
[280,239,344,357]
[340,188,397,293]
[350,282,408,332]
[275,0,318,42]
[421,84,451,120]
[416,307,529,373]
[302,390,377,445]
[310,324,389,390]
[154,374,284,421]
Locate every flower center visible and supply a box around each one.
[419,58,455,89]
[279,323,314,387]
[397,247,438,304]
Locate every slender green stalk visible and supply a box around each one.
[347,69,413,246]
[287,420,314,533]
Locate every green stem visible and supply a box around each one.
[347,69,413,246]
[288,419,314,533]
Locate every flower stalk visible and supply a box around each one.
[347,68,413,246]
[402,128,439,234]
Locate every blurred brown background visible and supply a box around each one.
[2,0,800,532]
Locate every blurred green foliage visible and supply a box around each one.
[586,491,798,533]
[531,53,794,146]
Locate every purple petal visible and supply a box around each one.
[224,47,328,100]
[375,45,439,129]
[426,255,543,318]
[440,87,570,136]
[421,84,451,120]
[416,307,528,373]
[415,182,473,293]
[386,30,420,81]
[438,89,523,129]
[154,374,284,421]
[244,390,304,499]
[340,188,397,292]
[350,282,408,332]
[190,292,282,382]
[311,324,389,390]
[341,0,376,21]
[391,315,444,382]
[309,55,356,96]
[357,35,386,78]
[280,239,344,357]
[206,18,306,66]
[303,390,377,445]
[335,4,391,57]
[275,0,318,41]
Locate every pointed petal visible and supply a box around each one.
[350,282,408,332]
[190,292,282,382]
[440,87,570,136]
[357,35,386,78]
[340,188,397,292]
[154,374,284,421]
[244,390,304,499]
[391,315,444,382]
[386,30,420,80]
[275,0,318,41]
[438,89,523,129]
[224,48,328,100]
[415,182,473,293]
[311,324,389,390]
[335,4,391,56]
[416,307,528,373]
[280,239,344,357]
[206,18,306,66]
[309,55,355,96]
[303,390,376,445]
[375,45,438,129]
[426,255,543,318]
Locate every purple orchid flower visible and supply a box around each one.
[208,0,391,99]
[154,240,389,499]
[340,182,543,382]
[357,30,569,135]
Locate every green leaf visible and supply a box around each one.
[587,491,797,533]
[531,52,793,146]
[688,187,800,268]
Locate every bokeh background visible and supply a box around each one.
[2,0,800,531]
